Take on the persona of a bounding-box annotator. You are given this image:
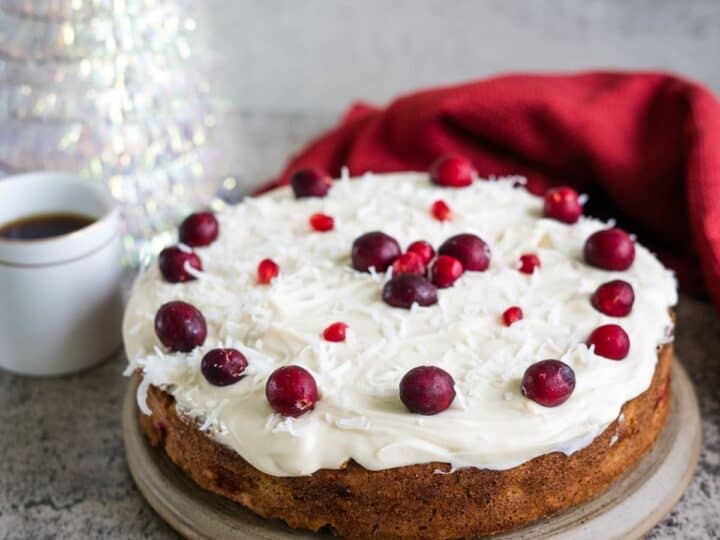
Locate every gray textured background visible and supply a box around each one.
[203,0,720,189]
[2,1,720,539]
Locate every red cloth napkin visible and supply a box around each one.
[268,72,720,306]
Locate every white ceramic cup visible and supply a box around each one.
[0,172,124,376]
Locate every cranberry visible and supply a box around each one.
[392,252,426,277]
[429,155,475,188]
[584,228,635,271]
[518,253,541,274]
[290,168,331,198]
[257,258,279,284]
[179,212,219,247]
[382,274,438,308]
[431,255,464,288]
[587,324,630,360]
[309,212,334,232]
[201,348,248,386]
[591,280,635,317]
[521,359,576,407]
[543,186,582,224]
[399,366,456,415]
[265,365,319,417]
[351,231,401,272]
[407,240,435,266]
[502,306,523,326]
[431,199,452,221]
[323,322,348,342]
[438,233,491,271]
[158,246,202,283]
[154,301,207,352]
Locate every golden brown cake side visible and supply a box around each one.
[138,343,672,540]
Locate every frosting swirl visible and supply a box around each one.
[123,172,677,476]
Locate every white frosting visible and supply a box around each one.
[123,172,677,477]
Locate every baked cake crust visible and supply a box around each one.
[139,343,672,540]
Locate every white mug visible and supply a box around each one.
[0,172,124,376]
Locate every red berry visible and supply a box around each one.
[431,199,452,221]
[154,301,207,352]
[309,212,334,232]
[291,168,331,198]
[392,252,426,277]
[518,253,541,274]
[430,255,463,288]
[407,240,435,265]
[382,274,438,309]
[179,212,219,247]
[158,246,202,283]
[351,231,402,272]
[201,348,248,386]
[399,366,456,415]
[543,186,582,224]
[521,359,576,407]
[584,228,635,271]
[258,258,279,284]
[265,365,319,417]
[591,280,635,317]
[323,322,348,342]
[429,155,475,188]
[438,233,491,271]
[502,306,523,326]
[587,324,630,360]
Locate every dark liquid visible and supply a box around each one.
[0,212,95,240]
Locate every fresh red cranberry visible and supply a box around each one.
[431,255,464,288]
[438,233,491,271]
[158,246,202,283]
[521,359,576,407]
[399,366,456,415]
[265,365,319,417]
[431,199,452,221]
[392,252,426,277]
[518,253,541,274]
[382,274,438,308]
[257,258,279,284]
[429,155,475,188]
[502,306,523,326]
[587,324,630,360]
[154,301,207,352]
[351,231,401,272]
[309,212,334,232]
[201,348,248,386]
[290,168,331,198]
[591,280,635,317]
[584,228,635,271]
[543,186,582,224]
[407,240,435,265]
[179,212,219,247]
[323,322,348,342]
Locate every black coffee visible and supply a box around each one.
[0,212,95,240]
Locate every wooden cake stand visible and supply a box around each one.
[123,360,701,540]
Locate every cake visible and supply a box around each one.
[123,158,677,539]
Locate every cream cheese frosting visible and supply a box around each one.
[123,172,677,477]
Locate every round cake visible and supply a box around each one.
[124,164,677,539]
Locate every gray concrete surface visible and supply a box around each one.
[3,1,720,538]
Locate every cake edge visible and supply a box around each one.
[137,342,673,540]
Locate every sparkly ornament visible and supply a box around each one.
[0,1,220,265]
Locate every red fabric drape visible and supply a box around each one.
[267,72,720,306]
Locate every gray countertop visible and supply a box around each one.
[1,295,718,539]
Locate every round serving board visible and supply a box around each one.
[123,360,701,540]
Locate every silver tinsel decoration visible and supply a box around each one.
[0,0,220,264]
